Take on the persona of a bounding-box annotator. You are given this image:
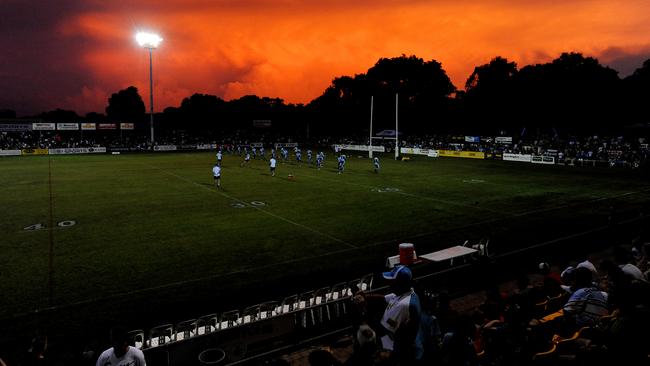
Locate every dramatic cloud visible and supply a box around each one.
[2,0,650,115]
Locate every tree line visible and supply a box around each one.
[3,52,650,137]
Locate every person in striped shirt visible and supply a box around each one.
[563,267,608,329]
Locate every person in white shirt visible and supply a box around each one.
[216,151,223,165]
[96,327,146,366]
[212,164,221,189]
[269,157,277,177]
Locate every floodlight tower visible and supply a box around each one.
[136,32,163,147]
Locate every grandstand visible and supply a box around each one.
[0,128,649,365]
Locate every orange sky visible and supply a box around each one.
[3,0,650,115]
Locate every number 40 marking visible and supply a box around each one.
[23,220,77,231]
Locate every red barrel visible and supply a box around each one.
[399,243,415,265]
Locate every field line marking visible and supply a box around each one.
[144,163,358,249]
[290,168,504,214]
[364,187,650,247]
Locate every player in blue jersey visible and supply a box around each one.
[296,149,302,163]
[373,156,380,173]
[307,150,312,164]
[337,155,344,174]
[259,147,265,160]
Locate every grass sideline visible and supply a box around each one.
[1,152,649,336]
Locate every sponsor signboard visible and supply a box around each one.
[465,136,480,143]
[48,147,107,155]
[274,143,298,148]
[334,144,385,152]
[503,153,533,163]
[0,123,32,132]
[0,149,22,156]
[57,123,79,131]
[196,144,214,150]
[153,145,177,151]
[438,150,485,159]
[120,123,134,130]
[32,122,55,131]
[81,123,96,130]
[427,150,439,158]
[21,148,49,155]
[253,119,271,128]
[178,145,198,150]
[495,136,513,144]
[531,155,555,165]
[97,123,117,130]
[400,147,439,157]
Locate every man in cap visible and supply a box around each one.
[354,265,423,364]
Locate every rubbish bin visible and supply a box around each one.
[198,348,226,366]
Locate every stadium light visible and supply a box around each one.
[135,32,163,147]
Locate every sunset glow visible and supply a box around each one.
[2,0,650,115]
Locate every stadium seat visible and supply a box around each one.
[220,310,241,329]
[546,293,568,314]
[313,287,332,323]
[174,319,197,341]
[532,343,557,365]
[259,301,278,319]
[298,291,315,309]
[147,324,173,348]
[196,314,219,335]
[329,282,349,318]
[242,305,261,324]
[127,329,145,350]
[359,273,374,291]
[347,280,360,296]
[277,295,298,314]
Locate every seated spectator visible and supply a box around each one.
[441,315,478,366]
[22,335,49,366]
[613,246,646,282]
[308,349,342,366]
[345,324,377,366]
[563,267,609,329]
[96,327,146,366]
[538,262,563,298]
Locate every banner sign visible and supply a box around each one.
[531,155,555,165]
[32,122,55,131]
[334,144,385,152]
[178,145,198,150]
[427,150,440,158]
[196,144,214,150]
[464,136,480,143]
[153,145,177,151]
[21,148,49,155]
[253,119,271,128]
[438,150,485,159]
[400,147,438,156]
[56,123,79,131]
[274,143,298,148]
[120,123,134,130]
[81,123,96,130]
[503,153,533,162]
[0,149,22,156]
[495,136,513,144]
[48,147,106,155]
[0,123,32,132]
[97,123,117,130]
[250,142,264,148]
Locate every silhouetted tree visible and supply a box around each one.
[0,109,17,119]
[105,86,146,123]
[38,108,80,121]
[623,59,650,124]
[179,93,226,130]
[85,112,107,122]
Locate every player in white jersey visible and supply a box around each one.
[212,164,221,189]
[216,151,223,165]
[373,156,380,173]
[269,157,277,176]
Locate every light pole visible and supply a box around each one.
[136,32,162,147]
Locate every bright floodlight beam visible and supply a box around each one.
[136,32,162,147]
[136,32,163,48]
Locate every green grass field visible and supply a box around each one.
[1,152,649,328]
